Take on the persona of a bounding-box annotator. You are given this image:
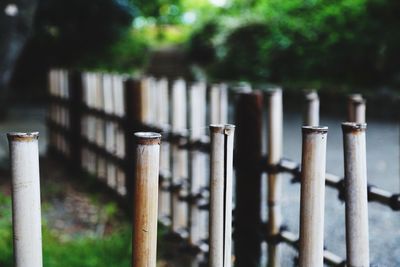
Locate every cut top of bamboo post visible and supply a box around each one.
[342,122,367,133]
[134,132,162,145]
[7,132,39,142]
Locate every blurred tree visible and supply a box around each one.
[130,0,184,24]
[188,0,400,89]
[12,0,133,91]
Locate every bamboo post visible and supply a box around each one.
[353,98,366,123]
[234,91,263,267]
[68,71,82,171]
[304,90,320,126]
[342,122,369,267]
[8,132,43,267]
[189,82,207,246]
[158,78,171,224]
[209,124,235,267]
[266,88,283,267]
[347,94,366,123]
[171,78,188,236]
[210,84,228,124]
[157,77,169,129]
[299,126,328,267]
[132,132,161,267]
[124,78,142,212]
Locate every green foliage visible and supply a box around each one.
[0,192,132,267]
[41,228,132,267]
[130,0,184,24]
[0,194,13,266]
[187,0,400,89]
[80,29,149,73]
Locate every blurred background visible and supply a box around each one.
[1,0,400,266]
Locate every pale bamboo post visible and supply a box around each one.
[266,88,283,267]
[158,77,171,224]
[171,78,188,236]
[299,126,328,267]
[140,78,151,124]
[209,124,235,267]
[147,77,157,125]
[347,94,366,123]
[353,98,366,124]
[210,84,228,124]
[342,123,369,267]
[158,77,169,130]
[132,132,161,267]
[8,132,43,267]
[188,81,207,246]
[304,90,320,126]
[219,84,228,124]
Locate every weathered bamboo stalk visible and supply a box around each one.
[209,124,235,267]
[210,84,228,124]
[189,82,207,246]
[157,77,169,129]
[347,94,366,123]
[342,122,370,267]
[299,126,328,267]
[304,90,320,126]
[158,78,171,225]
[171,78,188,235]
[132,132,161,267]
[8,132,43,267]
[266,88,283,267]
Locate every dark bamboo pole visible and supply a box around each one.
[234,90,263,267]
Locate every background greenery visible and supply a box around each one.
[10,0,400,94]
[188,0,400,89]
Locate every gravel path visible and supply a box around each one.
[276,113,400,266]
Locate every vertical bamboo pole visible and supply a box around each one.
[189,82,207,246]
[304,90,320,126]
[353,98,366,124]
[347,94,366,123]
[219,84,228,124]
[132,132,161,267]
[210,84,229,124]
[171,78,188,235]
[69,71,83,171]
[342,122,369,267]
[124,78,142,210]
[299,126,328,267]
[266,88,283,267]
[158,77,169,129]
[158,78,171,224]
[209,124,235,267]
[234,91,263,267]
[8,132,43,267]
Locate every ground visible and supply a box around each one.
[0,156,197,267]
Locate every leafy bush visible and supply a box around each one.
[187,0,400,89]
